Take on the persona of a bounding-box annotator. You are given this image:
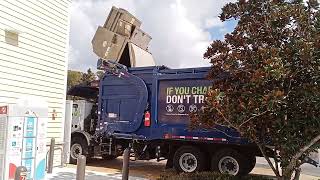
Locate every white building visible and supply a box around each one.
[0,0,71,166]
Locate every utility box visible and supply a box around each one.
[0,102,47,180]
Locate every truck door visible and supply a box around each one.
[99,72,148,133]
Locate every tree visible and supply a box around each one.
[192,0,320,179]
[67,70,82,90]
[81,68,96,85]
[96,70,105,80]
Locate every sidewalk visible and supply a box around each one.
[255,157,320,180]
[252,167,319,180]
[46,167,147,180]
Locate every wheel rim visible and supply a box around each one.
[71,143,82,160]
[179,153,198,172]
[218,156,239,175]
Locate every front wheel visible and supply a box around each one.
[173,146,205,173]
[211,148,248,176]
[70,137,88,164]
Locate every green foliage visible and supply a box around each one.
[158,171,271,180]
[81,68,96,85]
[96,70,105,80]
[67,70,82,90]
[67,68,98,89]
[67,68,99,100]
[193,0,320,179]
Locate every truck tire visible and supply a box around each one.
[173,146,205,173]
[101,154,118,160]
[211,148,249,176]
[70,136,89,164]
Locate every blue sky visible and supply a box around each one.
[209,20,237,40]
[69,0,236,71]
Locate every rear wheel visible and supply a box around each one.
[173,146,205,173]
[70,137,88,164]
[211,148,249,176]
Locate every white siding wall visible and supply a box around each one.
[0,0,71,165]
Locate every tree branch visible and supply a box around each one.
[239,110,269,127]
[287,134,320,171]
[297,160,305,168]
[274,148,280,174]
[293,168,301,180]
[215,108,239,131]
[257,143,281,177]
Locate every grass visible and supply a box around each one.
[158,170,273,180]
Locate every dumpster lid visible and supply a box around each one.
[92,6,155,68]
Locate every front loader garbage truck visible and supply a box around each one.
[67,6,261,176]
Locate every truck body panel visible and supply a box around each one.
[97,66,244,144]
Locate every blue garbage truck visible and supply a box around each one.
[69,62,260,175]
[68,6,261,176]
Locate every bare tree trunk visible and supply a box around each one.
[274,148,280,173]
[293,168,301,180]
[257,143,281,177]
[287,134,320,173]
[281,169,294,180]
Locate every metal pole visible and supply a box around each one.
[14,166,28,180]
[47,138,55,174]
[122,147,130,180]
[76,155,86,180]
[63,100,73,164]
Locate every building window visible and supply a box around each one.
[5,30,19,46]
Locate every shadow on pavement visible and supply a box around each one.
[84,157,166,180]
[47,171,123,180]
